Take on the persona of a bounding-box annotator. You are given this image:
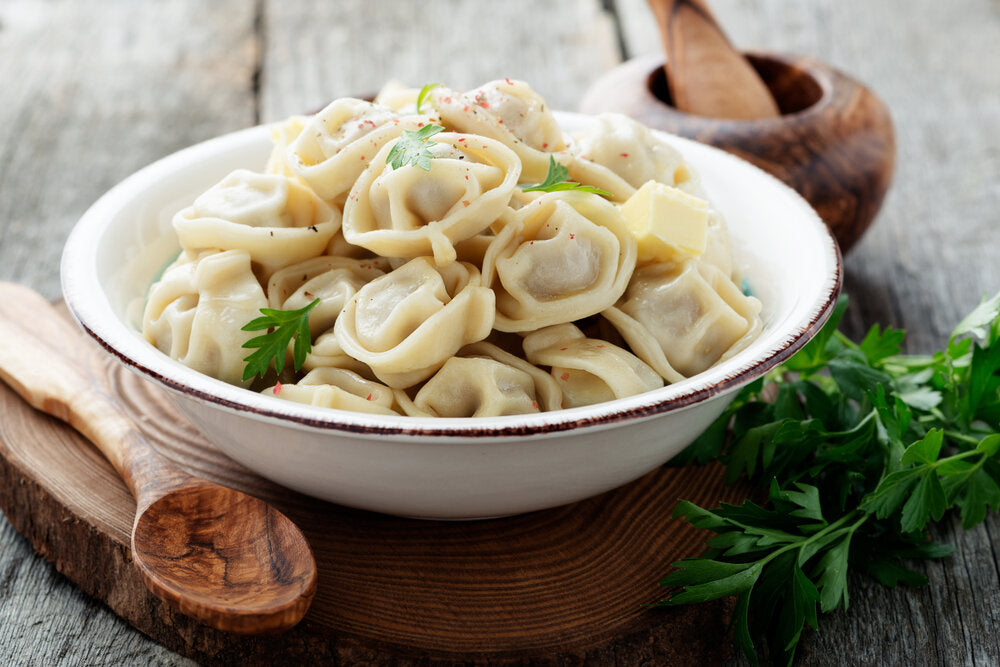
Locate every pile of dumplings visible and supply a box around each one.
[142,79,763,418]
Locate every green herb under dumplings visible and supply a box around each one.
[385,124,445,171]
[659,293,1000,666]
[240,298,320,382]
[521,156,612,197]
[415,82,439,114]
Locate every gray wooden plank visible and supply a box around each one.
[0,0,255,663]
[0,0,258,301]
[613,0,1000,664]
[259,0,620,122]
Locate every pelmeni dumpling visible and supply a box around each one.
[265,115,309,178]
[397,341,562,417]
[604,260,763,379]
[483,191,637,332]
[432,80,566,182]
[402,358,538,418]
[266,255,389,337]
[286,98,437,204]
[262,367,399,416]
[302,330,373,377]
[143,250,267,387]
[342,132,521,265]
[334,257,495,388]
[572,113,697,191]
[522,324,663,408]
[373,81,421,114]
[172,170,340,279]
[698,210,735,279]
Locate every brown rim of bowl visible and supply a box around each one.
[73,250,842,438]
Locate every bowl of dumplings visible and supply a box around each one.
[62,79,841,519]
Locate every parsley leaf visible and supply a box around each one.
[415,82,439,114]
[660,291,1000,664]
[385,124,444,171]
[521,156,612,197]
[240,298,320,382]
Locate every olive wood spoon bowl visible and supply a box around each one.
[0,282,317,634]
[648,0,779,119]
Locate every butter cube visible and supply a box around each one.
[620,180,709,263]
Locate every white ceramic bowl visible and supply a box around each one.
[62,112,841,519]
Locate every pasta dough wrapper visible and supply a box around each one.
[173,170,340,279]
[266,255,389,337]
[334,257,496,388]
[342,132,521,266]
[483,191,637,332]
[263,367,399,416]
[432,80,566,183]
[302,330,374,377]
[523,323,663,408]
[287,97,438,203]
[143,249,267,387]
[402,357,539,418]
[265,115,309,178]
[572,113,697,191]
[398,341,562,417]
[607,260,763,379]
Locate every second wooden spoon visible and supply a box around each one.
[648,0,780,119]
[0,282,317,634]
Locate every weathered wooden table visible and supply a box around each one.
[1,0,997,663]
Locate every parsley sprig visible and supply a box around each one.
[661,292,1000,665]
[240,298,320,382]
[385,124,444,171]
[521,156,611,196]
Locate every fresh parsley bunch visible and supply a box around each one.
[659,293,1000,665]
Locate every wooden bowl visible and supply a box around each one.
[580,52,895,252]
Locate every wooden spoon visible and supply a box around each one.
[648,0,780,119]
[0,282,317,634]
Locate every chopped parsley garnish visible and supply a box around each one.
[521,156,612,197]
[240,298,320,382]
[385,124,445,171]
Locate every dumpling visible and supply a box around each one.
[334,257,496,388]
[286,98,437,204]
[172,170,340,279]
[522,324,663,408]
[397,341,562,417]
[401,358,538,418]
[432,79,566,182]
[266,255,389,337]
[571,113,697,191]
[143,249,267,387]
[460,341,563,411]
[603,259,763,380]
[264,115,309,178]
[341,131,521,266]
[482,191,637,332]
[302,330,373,376]
[263,367,399,416]
[373,81,422,114]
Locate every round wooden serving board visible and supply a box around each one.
[0,306,750,664]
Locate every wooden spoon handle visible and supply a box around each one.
[0,282,190,508]
[648,0,780,119]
